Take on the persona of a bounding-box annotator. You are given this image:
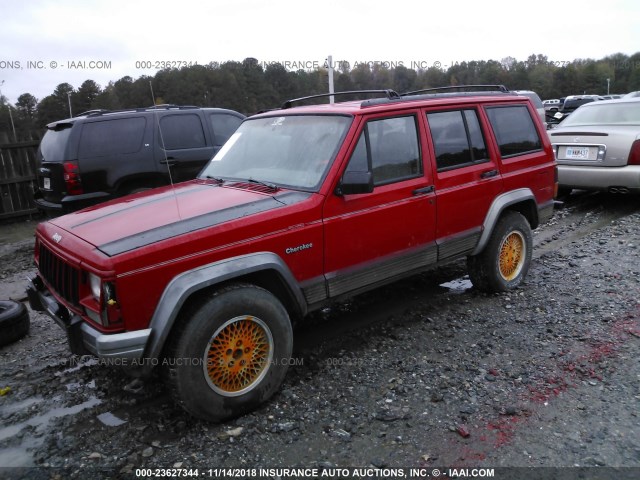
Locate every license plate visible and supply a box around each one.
[43,177,51,190]
[564,147,591,160]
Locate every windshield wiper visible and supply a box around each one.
[204,175,225,184]
[247,178,278,191]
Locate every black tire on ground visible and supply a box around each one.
[166,284,293,422]
[467,211,533,293]
[0,300,30,347]
[556,187,573,199]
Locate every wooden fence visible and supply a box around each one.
[0,139,40,220]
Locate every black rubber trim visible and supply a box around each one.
[98,191,311,257]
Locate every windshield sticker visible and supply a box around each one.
[211,132,241,161]
[271,117,286,126]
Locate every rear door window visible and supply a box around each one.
[485,105,542,157]
[426,109,488,171]
[159,114,206,150]
[79,117,146,157]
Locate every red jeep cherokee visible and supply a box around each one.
[28,86,557,421]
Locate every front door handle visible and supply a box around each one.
[480,169,498,179]
[413,185,435,195]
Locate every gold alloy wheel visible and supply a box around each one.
[203,316,273,397]
[498,231,526,281]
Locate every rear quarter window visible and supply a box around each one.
[39,125,73,162]
[209,113,243,145]
[485,105,542,157]
[79,117,146,157]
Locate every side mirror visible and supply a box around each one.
[335,171,374,196]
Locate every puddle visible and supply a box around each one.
[55,357,99,376]
[0,397,43,416]
[65,380,95,392]
[0,443,41,467]
[0,396,102,442]
[97,411,127,427]
[440,276,473,293]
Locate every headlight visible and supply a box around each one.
[89,273,101,301]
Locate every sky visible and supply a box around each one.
[1,0,639,104]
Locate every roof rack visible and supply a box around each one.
[402,85,510,96]
[281,89,400,109]
[146,104,199,110]
[76,109,110,117]
[78,105,202,118]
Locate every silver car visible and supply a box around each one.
[549,98,640,194]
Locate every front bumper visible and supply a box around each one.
[558,164,640,193]
[27,275,151,362]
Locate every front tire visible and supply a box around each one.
[167,284,293,422]
[467,211,533,292]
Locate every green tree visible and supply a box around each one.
[52,82,76,117]
[392,65,417,93]
[76,80,102,113]
[627,52,640,90]
[92,82,121,110]
[264,63,298,105]
[16,93,38,120]
[37,95,67,126]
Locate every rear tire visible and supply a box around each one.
[467,211,533,292]
[166,284,293,422]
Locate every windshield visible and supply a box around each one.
[199,114,352,190]
[560,102,640,126]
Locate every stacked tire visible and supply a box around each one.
[0,300,30,347]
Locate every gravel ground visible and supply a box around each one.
[0,192,638,479]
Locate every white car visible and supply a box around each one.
[543,99,561,111]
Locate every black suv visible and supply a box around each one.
[34,105,245,213]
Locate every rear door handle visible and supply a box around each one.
[413,185,435,195]
[480,169,498,179]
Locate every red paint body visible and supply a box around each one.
[33,93,556,336]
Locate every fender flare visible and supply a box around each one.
[143,252,306,362]
[471,188,537,256]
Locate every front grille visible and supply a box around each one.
[39,243,81,306]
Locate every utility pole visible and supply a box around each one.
[67,91,73,117]
[327,55,335,104]
[0,80,18,141]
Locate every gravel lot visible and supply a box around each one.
[0,192,639,479]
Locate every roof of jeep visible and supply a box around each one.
[252,91,531,118]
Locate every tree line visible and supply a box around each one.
[1,52,639,142]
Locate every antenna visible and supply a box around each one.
[149,81,155,105]
[149,81,182,219]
